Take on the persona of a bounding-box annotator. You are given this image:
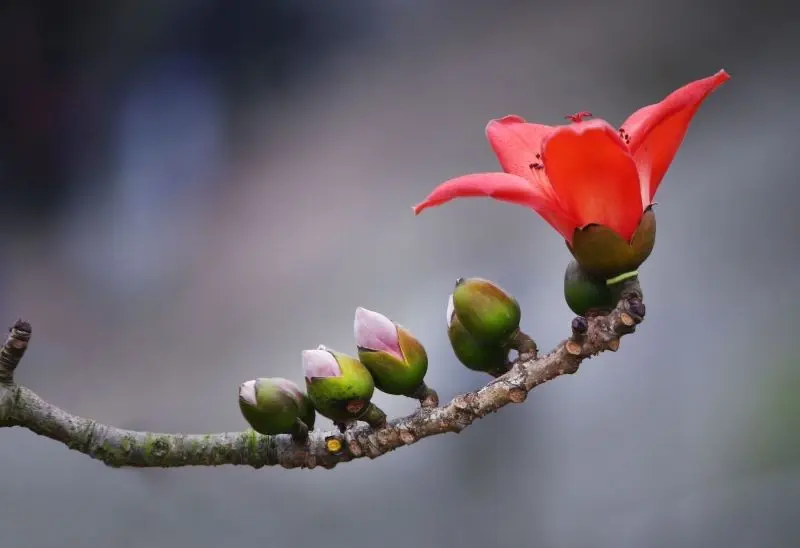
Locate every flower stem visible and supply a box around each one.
[506,329,538,359]
[360,404,388,429]
[410,381,439,408]
[290,418,310,443]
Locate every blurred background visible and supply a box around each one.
[1,1,798,547]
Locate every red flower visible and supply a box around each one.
[413,70,730,248]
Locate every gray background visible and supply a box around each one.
[1,1,798,547]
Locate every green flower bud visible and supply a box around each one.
[451,277,521,345]
[238,377,316,439]
[568,206,656,279]
[563,259,615,316]
[354,307,432,400]
[303,346,378,424]
[446,294,509,376]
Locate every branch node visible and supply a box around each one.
[508,386,528,403]
[566,315,588,356]
[365,433,382,459]
[344,430,364,457]
[399,429,416,445]
[607,339,620,352]
[619,312,635,327]
[565,340,583,356]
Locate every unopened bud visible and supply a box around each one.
[354,307,428,397]
[302,347,375,423]
[447,294,509,376]
[451,277,521,345]
[238,377,316,438]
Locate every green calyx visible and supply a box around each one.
[357,326,428,396]
[451,277,521,346]
[568,206,656,279]
[305,351,375,423]
[447,310,509,376]
[238,377,316,437]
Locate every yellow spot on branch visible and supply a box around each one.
[326,438,342,454]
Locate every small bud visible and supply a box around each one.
[238,377,316,438]
[354,307,429,397]
[447,295,509,376]
[563,259,615,316]
[571,315,589,334]
[451,277,521,345]
[303,347,376,423]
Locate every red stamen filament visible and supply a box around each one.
[565,111,593,123]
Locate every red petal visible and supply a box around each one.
[622,69,730,203]
[485,115,555,182]
[412,172,578,240]
[542,119,643,241]
[484,115,576,234]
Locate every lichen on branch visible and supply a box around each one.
[0,280,644,470]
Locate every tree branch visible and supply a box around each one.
[0,280,645,470]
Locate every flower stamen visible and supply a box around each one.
[564,111,593,123]
[618,127,631,145]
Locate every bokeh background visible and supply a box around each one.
[1,1,798,547]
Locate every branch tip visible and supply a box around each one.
[12,319,32,335]
[0,319,33,383]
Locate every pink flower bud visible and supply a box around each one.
[302,347,342,380]
[353,307,403,361]
[238,379,257,407]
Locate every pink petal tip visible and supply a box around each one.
[302,349,342,379]
[354,306,403,360]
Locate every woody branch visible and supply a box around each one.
[0,280,645,470]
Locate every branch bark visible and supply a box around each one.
[0,280,645,470]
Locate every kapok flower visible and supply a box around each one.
[413,70,730,278]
